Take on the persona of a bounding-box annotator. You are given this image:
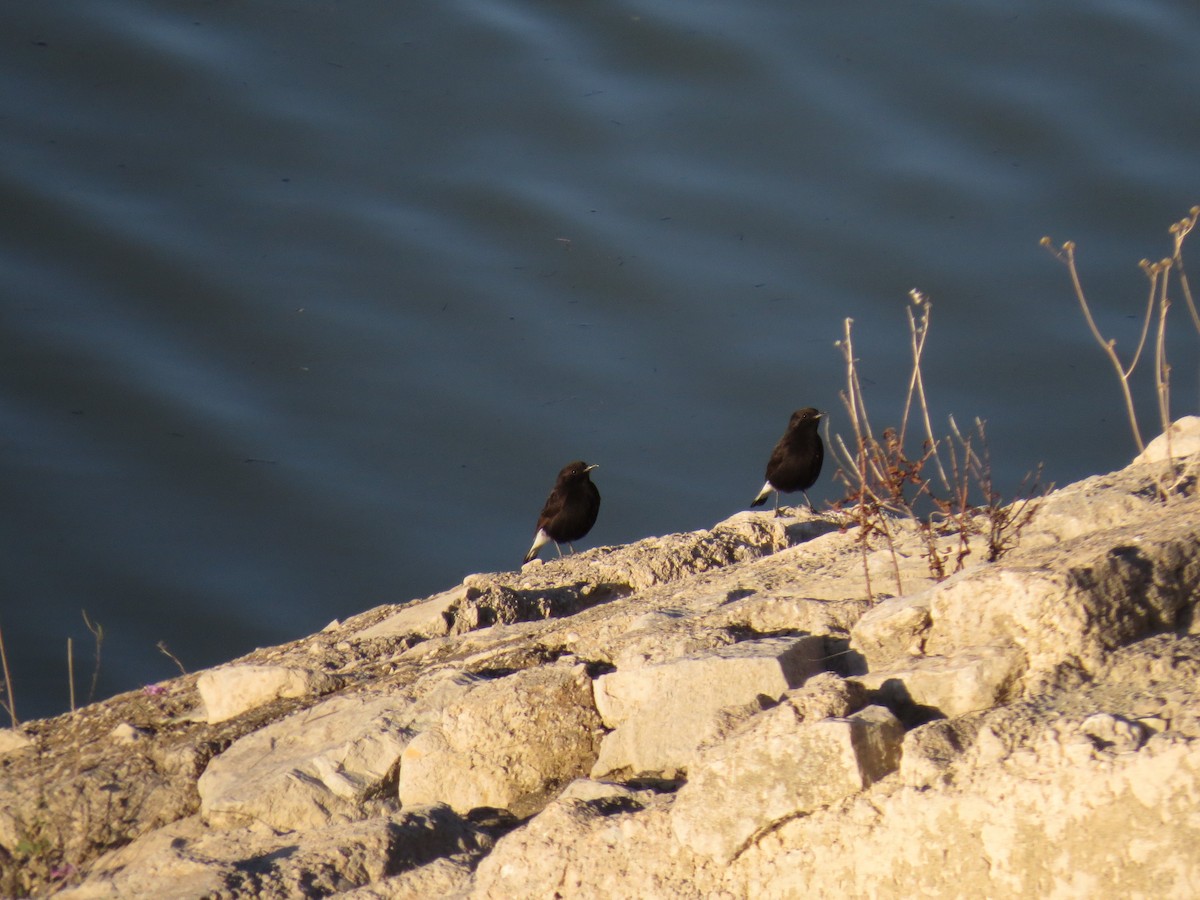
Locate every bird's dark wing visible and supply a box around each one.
[764,436,790,481]
[536,490,566,531]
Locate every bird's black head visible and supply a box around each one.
[788,407,823,429]
[558,460,598,482]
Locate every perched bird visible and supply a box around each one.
[750,407,824,515]
[523,460,601,563]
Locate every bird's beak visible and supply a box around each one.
[586,464,599,472]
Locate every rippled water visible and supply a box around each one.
[2,0,1198,720]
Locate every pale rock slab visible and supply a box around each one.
[714,589,872,640]
[398,664,602,817]
[590,635,825,777]
[55,817,228,900]
[670,704,903,863]
[1134,415,1200,464]
[898,716,984,787]
[852,644,1026,719]
[781,671,868,722]
[696,672,866,753]
[59,805,483,900]
[1078,711,1149,752]
[606,609,738,671]
[350,585,465,641]
[109,722,153,744]
[200,674,472,831]
[1021,472,1158,547]
[924,517,1200,690]
[751,727,1200,899]
[558,777,646,804]
[997,418,1198,551]
[851,486,1200,702]
[339,857,476,899]
[849,590,933,670]
[581,511,807,592]
[468,793,701,900]
[461,702,1200,898]
[0,728,31,755]
[197,663,342,724]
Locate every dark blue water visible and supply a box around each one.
[2,0,1198,721]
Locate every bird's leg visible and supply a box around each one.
[773,491,781,518]
[554,543,564,558]
[567,543,577,555]
[803,490,816,513]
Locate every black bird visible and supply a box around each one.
[750,407,824,515]
[523,460,601,563]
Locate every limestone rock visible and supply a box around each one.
[782,670,868,722]
[671,704,903,863]
[590,635,825,777]
[197,663,342,723]
[849,590,933,669]
[109,722,153,744]
[606,610,738,670]
[351,585,465,640]
[898,715,984,787]
[59,805,489,900]
[852,644,1026,720]
[468,793,700,900]
[713,588,872,640]
[1019,468,1163,547]
[1134,415,1200,463]
[55,818,227,900]
[558,777,647,804]
[0,728,31,755]
[199,677,472,831]
[852,480,1200,711]
[398,664,602,817]
[1078,712,1149,752]
[924,517,1200,691]
[751,722,1200,898]
[582,511,812,591]
[339,857,475,899]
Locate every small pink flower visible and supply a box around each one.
[142,684,167,696]
[50,864,76,880]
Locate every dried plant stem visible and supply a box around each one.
[857,530,874,600]
[1045,206,1200,497]
[157,641,187,676]
[874,508,903,595]
[68,637,76,714]
[903,291,950,493]
[82,611,103,706]
[1171,207,1200,335]
[1154,268,1173,460]
[0,624,16,727]
[838,318,882,481]
[832,293,1047,599]
[948,416,986,488]
[1042,238,1148,452]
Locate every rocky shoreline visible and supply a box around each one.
[2,420,1199,898]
